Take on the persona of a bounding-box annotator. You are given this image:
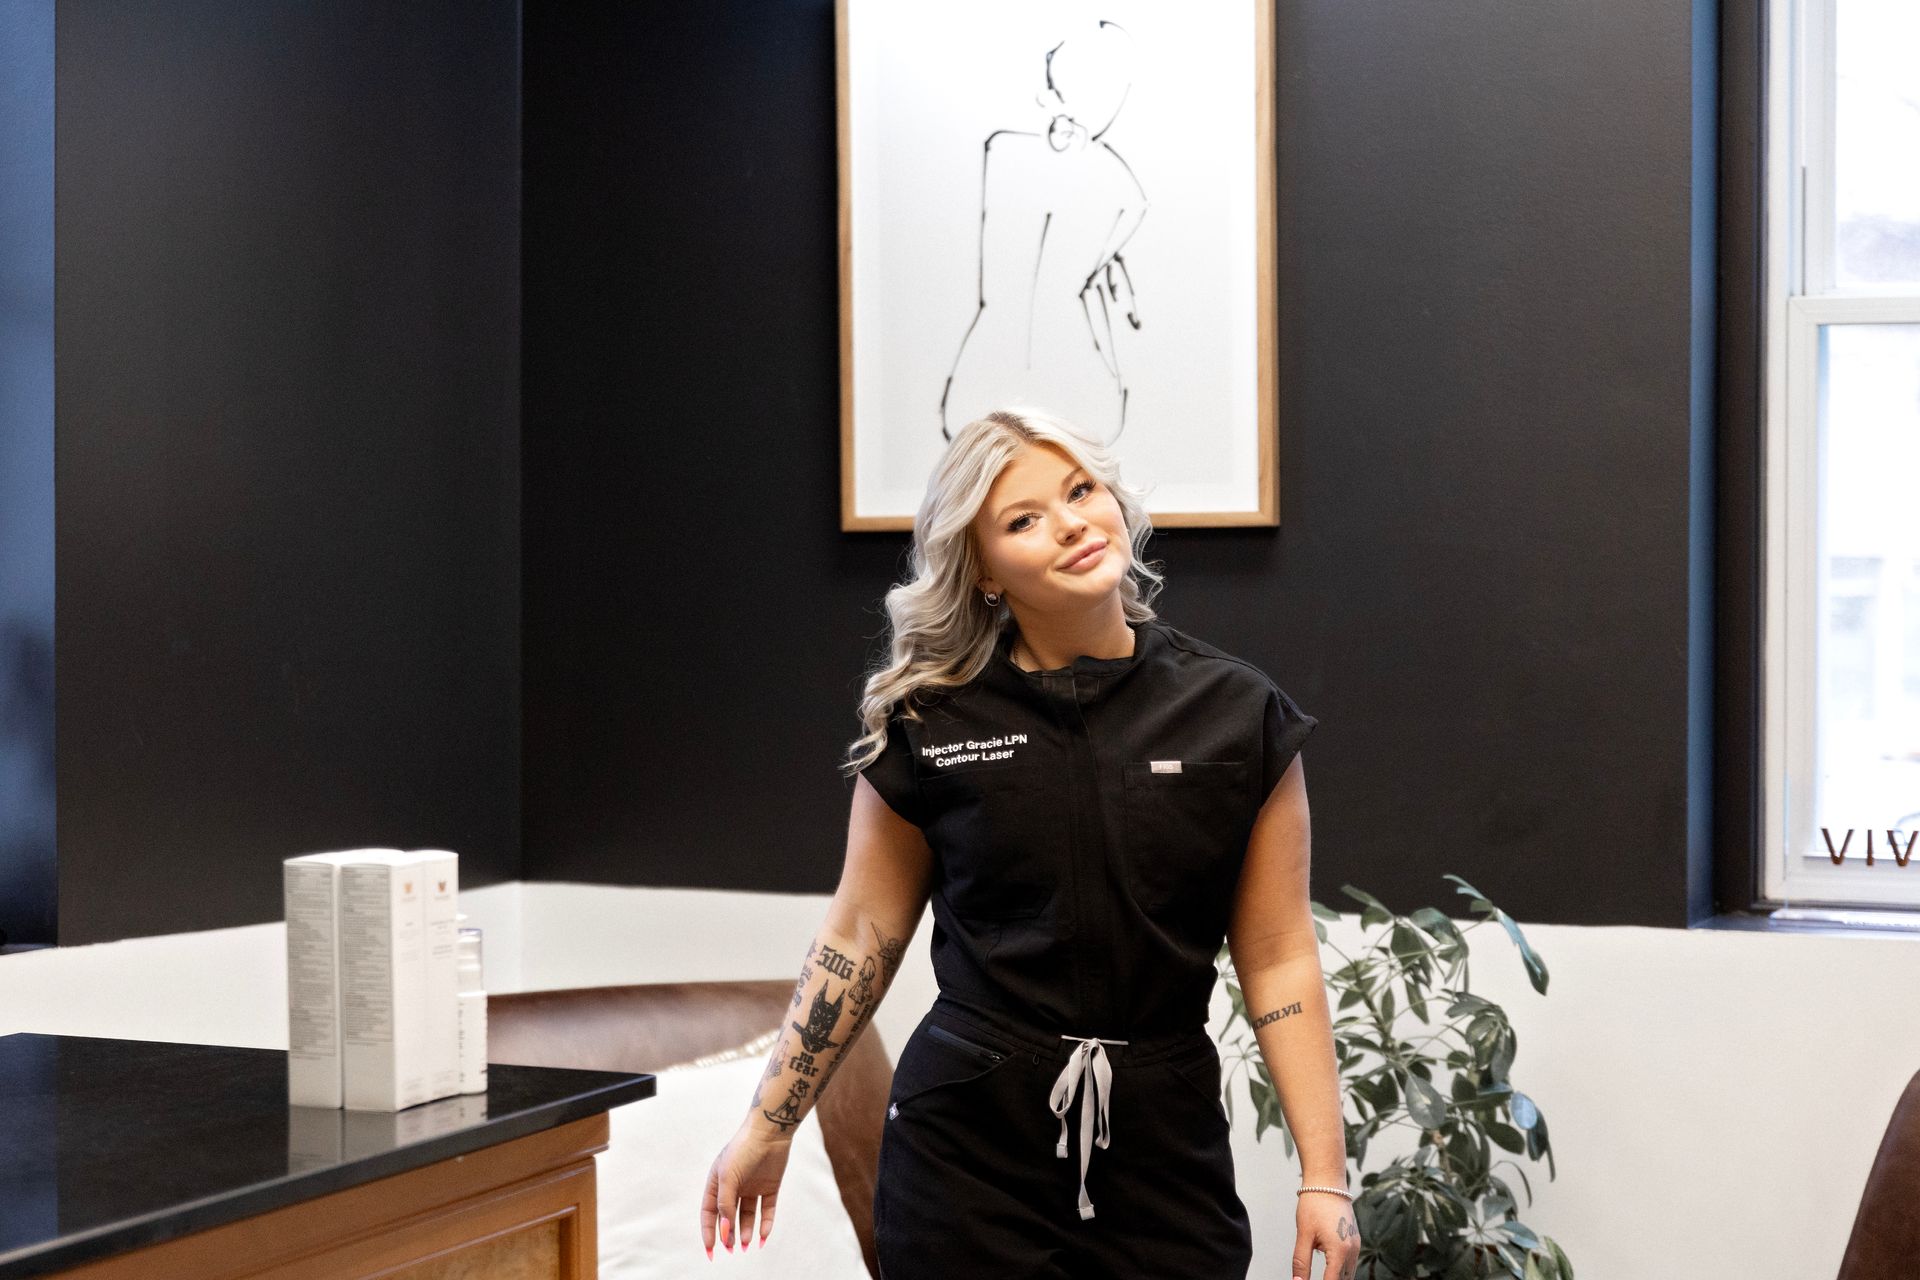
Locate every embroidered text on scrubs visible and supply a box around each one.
[922,733,1029,769]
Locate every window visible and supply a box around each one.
[1766,0,1920,914]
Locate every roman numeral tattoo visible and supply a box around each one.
[1250,1000,1304,1030]
[754,919,907,1135]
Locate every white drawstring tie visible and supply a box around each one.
[1048,1034,1128,1220]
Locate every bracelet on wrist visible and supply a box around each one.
[1297,1184,1352,1200]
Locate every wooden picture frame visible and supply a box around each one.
[837,0,1278,532]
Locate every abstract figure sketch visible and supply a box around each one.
[940,20,1149,444]
[840,0,1277,530]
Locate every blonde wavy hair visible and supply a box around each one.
[843,406,1166,776]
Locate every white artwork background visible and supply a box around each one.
[849,0,1260,520]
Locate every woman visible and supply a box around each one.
[702,407,1357,1280]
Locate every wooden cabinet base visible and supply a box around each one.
[53,1114,609,1280]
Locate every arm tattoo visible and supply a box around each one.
[1250,999,1303,1029]
[756,920,907,1135]
[747,1052,782,1110]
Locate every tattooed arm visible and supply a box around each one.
[743,915,912,1139]
[1227,755,1360,1280]
[742,773,933,1141]
[703,772,935,1255]
[1234,963,1346,1187]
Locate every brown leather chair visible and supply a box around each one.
[1835,1067,1920,1279]
[487,979,888,1279]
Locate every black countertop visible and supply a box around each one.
[0,1032,656,1279]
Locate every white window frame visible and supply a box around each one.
[1764,0,1920,916]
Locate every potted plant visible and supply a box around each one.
[1216,875,1574,1280]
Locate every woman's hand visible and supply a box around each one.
[700,1121,794,1257]
[1292,1191,1362,1280]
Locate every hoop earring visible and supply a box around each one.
[983,591,1001,607]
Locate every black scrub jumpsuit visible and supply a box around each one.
[857,617,1318,1279]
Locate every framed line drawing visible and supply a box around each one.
[837,0,1279,532]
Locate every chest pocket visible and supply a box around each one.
[1120,760,1254,915]
[921,762,1060,922]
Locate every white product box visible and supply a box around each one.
[339,849,459,1111]
[283,848,404,1108]
[409,849,462,1101]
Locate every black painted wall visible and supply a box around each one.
[0,0,57,949]
[24,0,1726,946]
[52,0,522,945]
[520,0,1721,926]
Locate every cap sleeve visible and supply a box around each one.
[858,711,927,828]
[1260,682,1318,799]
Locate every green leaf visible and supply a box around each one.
[1494,1240,1530,1278]
[1342,883,1395,915]
[1489,1025,1516,1082]
[1447,991,1497,1017]
[1406,1072,1448,1128]
[1391,921,1430,965]
[1486,1120,1526,1153]
[1497,1220,1542,1251]
[1493,909,1550,993]
[1365,1191,1421,1271]
[1448,1125,1488,1183]
[1444,872,1494,907]
[1466,1011,1503,1058]
[1411,905,1463,942]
